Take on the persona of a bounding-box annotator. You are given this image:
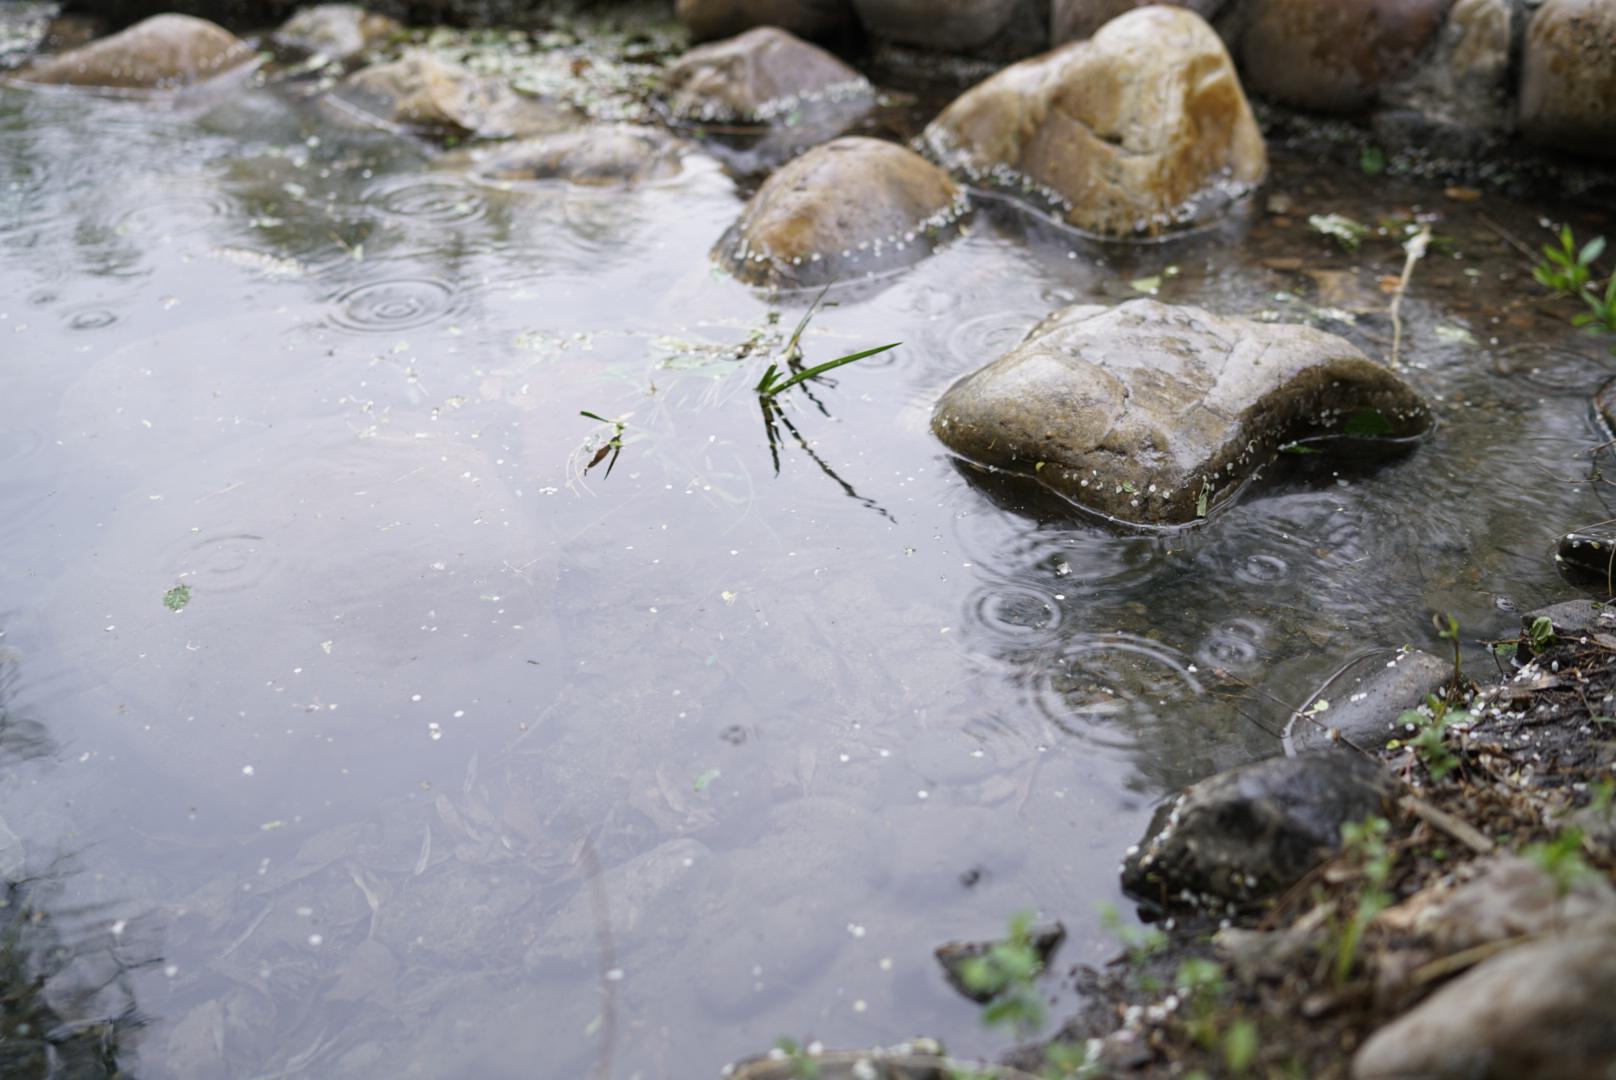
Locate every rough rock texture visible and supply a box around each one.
[1378,0,1513,133]
[1519,0,1616,159]
[331,51,574,139]
[473,125,683,185]
[1230,0,1452,114]
[1412,855,1616,951]
[272,4,401,63]
[729,1042,1038,1080]
[1522,598,1616,640]
[675,0,855,42]
[1121,752,1399,911]
[931,300,1433,526]
[1352,934,1616,1079]
[921,6,1266,237]
[1050,0,1223,43]
[11,13,251,89]
[714,137,969,288]
[851,0,1046,52]
[1556,527,1616,581]
[663,26,871,123]
[1286,649,1451,754]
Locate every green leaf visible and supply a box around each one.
[1580,236,1606,266]
[163,585,192,612]
[1130,275,1162,295]
[1360,146,1386,175]
[693,767,721,792]
[758,342,900,398]
[1223,1019,1259,1075]
[1343,407,1393,436]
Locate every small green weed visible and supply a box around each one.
[955,912,1051,1037]
[1390,694,1467,781]
[1097,903,1167,991]
[1529,615,1556,653]
[1434,611,1464,688]
[1524,827,1592,900]
[1534,226,1604,299]
[162,584,192,612]
[773,1037,820,1079]
[755,342,901,399]
[578,410,627,477]
[1575,273,1616,335]
[1331,816,1395,987]
[1309,213,1372,252]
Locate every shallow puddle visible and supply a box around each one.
[1,14,1614,1077]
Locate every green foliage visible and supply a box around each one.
[1098,903,1167,967]
[1525,828,1592,899]
[162,584,192,612]
[1309,213,1372,252]
[1175,957,1226,1049]
[774,1037,819,1079]
[1332,816,1396,987]
[1040,1040,1103,1080]
[1223,1018,1259,1075]
[1392,694,1468,781]
[1434,611,1463,686]
[579,410,627,476]
[1533,226,1603,298]
[755,342,901,398]
[1574,273,1616,335]
[1529,615,1556,653]
[955,911,1050,1038]
[1359,146,1386,176]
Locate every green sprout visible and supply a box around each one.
[755,342,900,399]
[1533,226,1603,298]
[1331,816,1395,987]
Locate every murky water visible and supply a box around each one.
[3,11,1615,1077]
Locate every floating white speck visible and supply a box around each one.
[242,765,255,776]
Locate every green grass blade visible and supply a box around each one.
[579,410,610,423]
[754,362,781,394]
[762,342,900,397]
[784,285,830,360]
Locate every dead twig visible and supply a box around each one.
[1388,225,1432,368]
[1398,794,1495,855]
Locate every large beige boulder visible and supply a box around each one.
[1231,0,1451,113]
[662,26,871,124]
[675,0,854,42]
[714,137,969,288]
[330,51,574,140]
[931,300,1432,526]
[11,13,252,90]
[1519,0,1616,159]
[921,5,1265,237]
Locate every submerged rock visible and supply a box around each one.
[472,125,683,186]
[921,5,1265,236]
[330,51,574,139]
[675,0,854,42]
[11,13,252,90]
[1285,648,1451,754]
[1519,0,1616,159]
[852,0,1045,53]
[935,922,1065,1003]
[662,25,871,125]
[1352,933,1616,1079]
[272,4,400,63]
[931,299,1432,527]
[1230,0,1450,114]
[714,136,969,288]
[1121,751,1398,911]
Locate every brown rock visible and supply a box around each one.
[674,0,854,42]
[472,125,684,186]
[1232,0,1451,113]
[922,6,1265,237]
[663,26,871,124]
[931,299,1432,525]
[272,4,401,63]
[1379,0,1512,132]
[1519,0,1616,159]
[1050,0,1224,44]
[851,0,1042,52]
[330,51,575,140]
[11,13,252,90]
[714,136,969,288]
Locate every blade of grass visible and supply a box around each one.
[783,286,830,362]
[759,342,901,398]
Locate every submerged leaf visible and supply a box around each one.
[162,585,191,612]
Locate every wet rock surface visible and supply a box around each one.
[1412,854,1616,951]
[1351,933,1616,1079]
[330,50,575,138]
[1377,0,1513,135]
[1230,0,1451,114]
[1556,526,1616,581]
[1121,751,1399,911]
[471,124,683,185]
[934,921,1065,1002]
[674,0,854,42]
[1519,0,1616,158]
[662,25,871,124]
[714,136,968,288]
[728,1040,1039,1080]
[1285,648,1451,754]
[10,12,251,89]
[851,0,1044,53]
[1521,597,1616,640]
[922,5,1265,237]
[272,3,401,63]
[931,299,1433,527]
[1050,0,1224,44]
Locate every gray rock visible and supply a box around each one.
[923,6,1265,237]
[330,51,575,139]
[931,299,1433,526]
[1352,933,1616,1079]
[714,136,969,289]
[935,922,1065,1003]
[1571,802,1616,862]
[675,0,855,42]
[10,13,252,90]
[1519,0,1616,159]
[1050,0,1224,44]
[729,1041,1040,1080]
[1556,528,1616,581]
[272,4,401,63]
[1229,0,1451,114]
[1285,649,1451,754]
[1377,0,1513,134]
[1413,855,1616,951]
[851,0,1043,52]
[1521,598,1616,641]
[662,25,871,124]
[1121,751,1399,912]
[472,125,683,186]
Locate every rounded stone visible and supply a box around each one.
[11,13,252,90]
[473,125,684,186]
[922,5,1266,237]
[272,3,401,63]
[714,136,969,289]
[662,25,871,124]
[1233,0,1451,113]
[675,0,854,42]
[1519,0,1616,159]
[1051,0,1225,44]
[330,51,575,140]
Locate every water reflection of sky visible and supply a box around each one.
[0,39,1613,1078]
